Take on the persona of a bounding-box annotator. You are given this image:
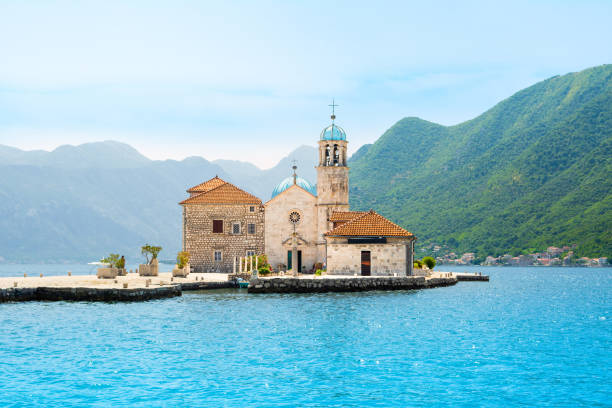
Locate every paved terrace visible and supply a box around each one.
[1,271,487,301]
[0,272,229,290]
[0,272,231,302]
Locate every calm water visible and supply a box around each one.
[0,266,610,407]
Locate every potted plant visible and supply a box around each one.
[139,244,162,276]
[116,255,127,276]
[172,251,190,277]
[97,253,120,279]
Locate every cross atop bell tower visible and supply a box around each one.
[329,99,339,121]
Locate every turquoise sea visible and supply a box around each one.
[0,266,609,407]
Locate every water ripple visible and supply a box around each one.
[0,266,610,407]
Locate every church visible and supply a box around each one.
[180,110,416,276]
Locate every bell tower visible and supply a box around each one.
[316,100,349,261]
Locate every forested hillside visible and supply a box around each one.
[349,65,612,259]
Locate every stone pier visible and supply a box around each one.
[248,275,458,293]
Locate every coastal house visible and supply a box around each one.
[180,109,417,276]
[324,210,415,276]
[180,178,265,273]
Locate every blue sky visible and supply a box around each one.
[1,1,611,168]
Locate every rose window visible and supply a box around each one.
[289,211,301,224]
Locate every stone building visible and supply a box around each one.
[180,177,264,273]
[263,115,350,273]
[324,210,415,276]
[181,108,417,276]
[265,172,318,272]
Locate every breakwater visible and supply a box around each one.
[0,281,239,303]
[248,275,458,294]
[456,274,489,281]
[179,281,236,291]
[1,285,181,302]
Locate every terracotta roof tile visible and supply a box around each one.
[187,176,227,193]
[325,210,414,238]
[329,211,367,222]
[180,182,261,205]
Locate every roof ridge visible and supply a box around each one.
[186,176,228,193]
[370,210,411,233]
[217,182,262,201]
[180,178,262,205]
[203,181,234,194]
[331,210,366,217]
[326,210,371,233]
[325,209,414,238]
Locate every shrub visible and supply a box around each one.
[116,256,125,269]
[414,259,423,269]
[422,256,436,270]
[258,265,271,275]
[257,254,270,269]
[142,244,163,264]
[177,251,190,269]
[101,253,120,268]
[315,269,324,276]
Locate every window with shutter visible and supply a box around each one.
[213,220,223,233]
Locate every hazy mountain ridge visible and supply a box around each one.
[0,140,151,169]
[0,142,317,262]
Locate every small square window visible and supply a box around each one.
[214,251,222,262]
[249,206,255,212]
[232,223,241,234]
[213,220,223,233]
[248,223,256,234]
[246,250,256,257]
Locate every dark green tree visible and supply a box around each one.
[422,256,436,270]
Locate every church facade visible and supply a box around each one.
[180,113,416,276]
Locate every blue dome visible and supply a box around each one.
[320,124,346,141]
[271,176,317,199]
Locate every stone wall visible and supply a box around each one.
[183,203,265,273]
[316,164,349,205]
[315,152,350,262]
[248,275,457,293]
[0,286,181,302]
[326,237,411,276]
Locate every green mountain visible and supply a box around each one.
[349,65,612,260]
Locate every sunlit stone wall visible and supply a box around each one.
[325,237,412,276]
[183,204,265,273]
